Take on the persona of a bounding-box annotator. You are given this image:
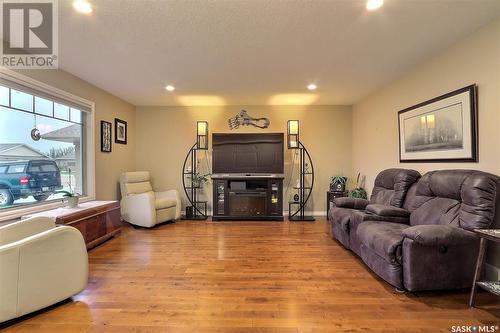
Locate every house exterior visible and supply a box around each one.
[0,144,49,161]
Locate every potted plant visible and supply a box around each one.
[55,168,80,208]
[190,172,210,188]
[56,190,80,208]
[349,173,367,199]
[330,175,347,192]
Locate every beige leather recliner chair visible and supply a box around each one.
[119,171,181,228]
[0,217,88,323]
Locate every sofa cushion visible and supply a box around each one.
[365,204,410,217]
[410,170,498,230]
[155,197,177,210]
[333,197,369,210]
[357,221,408,263]
[371,169,420,208]
[120,171,153,195]
[124,182,153,195]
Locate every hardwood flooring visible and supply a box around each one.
[2,218,499,332]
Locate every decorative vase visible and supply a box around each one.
[330,177,347,192]
[330,182,345,192]
[67,196,79,208]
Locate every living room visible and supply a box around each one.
[0,0,499,332]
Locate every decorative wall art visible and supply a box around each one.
[228,110,270,129]
[101,120,112,152]
[398,85,478,163]
[114,118,127,144]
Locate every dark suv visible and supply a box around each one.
[0,159,63,207]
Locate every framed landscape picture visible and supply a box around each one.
[101,121,112,152]
[398,85,478,163]
[115,118,127,144]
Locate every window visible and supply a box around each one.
[7,164,27,173]
[11,89,33,112]
[0,83,88,210]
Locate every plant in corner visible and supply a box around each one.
[349,173,367,199]
[190,172,211,188]
[330,175,348,192]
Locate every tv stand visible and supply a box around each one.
[212,175,284,221]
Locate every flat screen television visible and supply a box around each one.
[212,133,284,174]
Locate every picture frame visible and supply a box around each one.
[115,118,127,144]
[100,120,112,153]
[398,85,478,163]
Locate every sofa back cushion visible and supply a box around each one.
[370,168,421,208]
[409,170,498,230]
[120,171,153,196]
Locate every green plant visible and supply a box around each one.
[330,176,347,185]
[55,190,78,198]
[190,172,211,186]
[349,173,367,199]
[350,187,367,199]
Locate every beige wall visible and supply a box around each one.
[351,18,500,269]
[15,69,136,200]
[135,105,352,213]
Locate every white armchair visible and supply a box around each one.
[0,217,88,323]
[119,171,181,228]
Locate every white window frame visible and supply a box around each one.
[0,67,95,222]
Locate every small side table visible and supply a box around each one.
[469,229,500,307]
[326,191,348,213]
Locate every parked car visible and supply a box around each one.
[0,159,63,206]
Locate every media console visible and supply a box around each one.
[212,174,284,221]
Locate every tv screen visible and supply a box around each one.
[212,133,284,174]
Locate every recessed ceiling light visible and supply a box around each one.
[366,0,384,11]
[165,85,175,92]
[73,0,93,14]
[307,83,317,91]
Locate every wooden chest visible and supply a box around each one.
[24,201,122,250]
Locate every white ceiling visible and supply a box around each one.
[58,0,500,106]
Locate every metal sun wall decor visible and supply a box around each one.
[228,110,270,130]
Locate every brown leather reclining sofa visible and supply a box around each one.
[329,169,499,291]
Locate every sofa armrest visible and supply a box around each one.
[0,226,88,321]
[333,197,369,210]
[0,217,55,246]
[366,204,410,217]
[402,225,477,247]
[155,190,181,220]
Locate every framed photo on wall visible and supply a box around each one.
[115,118,127,144]
[101,121,112,152]
[398,85,478,163]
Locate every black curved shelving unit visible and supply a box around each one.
[289,141,315,221]
[181,143,208,220]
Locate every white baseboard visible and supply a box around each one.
[199,210,328,217]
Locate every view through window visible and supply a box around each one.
[0,85,85,209]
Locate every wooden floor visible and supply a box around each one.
[2,218,499,332]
